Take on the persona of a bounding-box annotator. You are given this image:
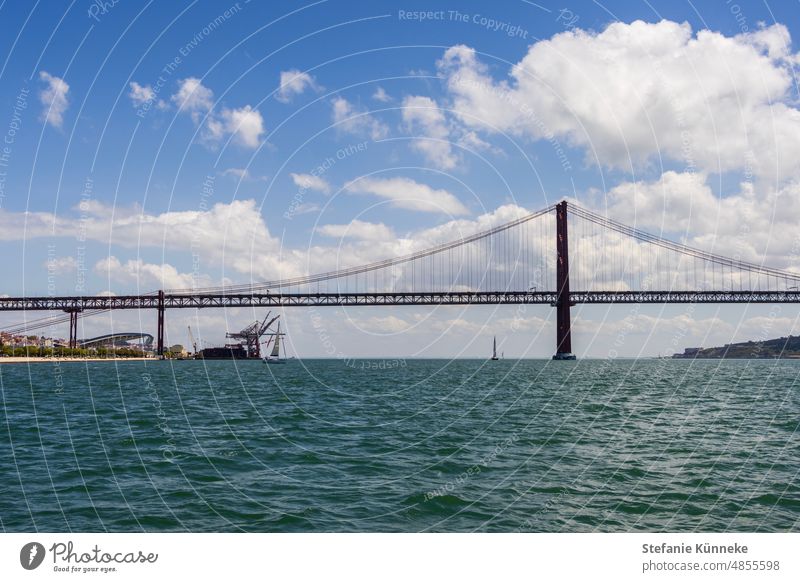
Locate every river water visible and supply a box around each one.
[0,358,797,532]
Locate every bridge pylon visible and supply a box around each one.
[553,201,576,360]
[157,290,165,357]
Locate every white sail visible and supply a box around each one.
[270,324,281,357]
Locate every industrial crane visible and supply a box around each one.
[187,325,198,357]
[225,311,281,358]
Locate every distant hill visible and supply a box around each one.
[673,335,800,359]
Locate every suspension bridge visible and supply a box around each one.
[2,201,800,360]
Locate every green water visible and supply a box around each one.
[0,359,797,532]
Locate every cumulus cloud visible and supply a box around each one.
[219,105,264,148]
[171,78,264,148]
[290,172,331,194]
[438,21,800,178]
[0,197,538,295]
[345,176,469,215]
[302,203,533,276]
[603,171,715,233]
[372,87,391,102]
[331,97,388,140]
[44,256,77,275]
[38,71,69,128]
[595,170,800,268]
[95,256,201,289]
[171,77,214,120]
[317,220,395,242]
[458,130,499,154]
[276,69,321,102]
[129,82,154,106]
[401,95,458,170]
[129,81,167,110]
[0,199,302,283]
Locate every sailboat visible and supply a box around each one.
[491,336,499,361]
[263,322,287,364]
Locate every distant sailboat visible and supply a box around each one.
[263,322,287,364]
[491,336,499,361]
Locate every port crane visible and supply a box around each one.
[226,311,280,358]
[187,325,198,357]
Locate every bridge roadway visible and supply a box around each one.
[2,290,800,311]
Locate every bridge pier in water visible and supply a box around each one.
[553,201,576,360]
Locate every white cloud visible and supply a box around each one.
[603,171,715,233]
[128,82,154,106]
[95,256,200,290]
[290,172,331,194]
[45,256,76,275]
[220,105,264,148]
[129,81,167,110]
[401,95,458,170]
[345,176,469,215]
[458,130,499,154]
[301,202,534,275]
[38,71,69,128]
[742,23,793,60]
[428,313,549,335]
[0,199,302,283]
[221,167,266,182]
[202,116,225,143]
[348,315,410,333]
[331,97,388,140]
[0,197,537,294]
[317,220,395,242]
[222,167,250,180]
[372,86,391,102]
[289,202,320,216]
[276,69,320,102]
[171,78,264,148]
[0,196,546,320]
[171,77,214,121]
[595,170,800,268]
[438,21,800,178]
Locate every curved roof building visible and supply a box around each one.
[78,333,154,349]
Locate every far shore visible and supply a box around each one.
[0,357,152,364]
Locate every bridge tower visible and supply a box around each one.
[157,290,165,357]
[553,201,576,360]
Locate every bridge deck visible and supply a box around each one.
[2,290,800,311]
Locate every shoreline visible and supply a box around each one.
[0,357,152,364]
[4,356,800,364]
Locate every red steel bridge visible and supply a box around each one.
[2,202,800,359]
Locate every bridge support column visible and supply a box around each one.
[157,290,165,357]
[553,201,576,360]
[65,308,81,349]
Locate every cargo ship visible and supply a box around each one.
[196,344,249,359]
[190,312,286,360]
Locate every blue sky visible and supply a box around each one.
[1,0,800,357]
